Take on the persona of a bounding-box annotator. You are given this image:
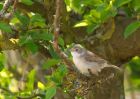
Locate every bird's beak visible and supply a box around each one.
[70,47,75,52]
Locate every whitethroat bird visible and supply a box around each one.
[70,44,120,76]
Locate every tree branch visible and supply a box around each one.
[53,0,73,70]
[0,0,15,18]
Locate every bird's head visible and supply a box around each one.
[70,44,86,57]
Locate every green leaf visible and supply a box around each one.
[26,40,38,53]
[37,81,45,90]
[123,21,140,38]
[58,37,65,46]
[48,45,60,59]
[113,0,132,8]
[0,22,12,33]
[87,24,99,34]
[27,31,53,41]
[40,33,53,41]
[0,3,3,10]
[0,52,5,71]
[19,35,38,53]
[57,64,67,77]
[30,14,46,28]
[0,61,4,71]
[21,0,34,5]
[27,69,36,90]
[15,11,30,27]
[74,21,88,27]
[127,56,140,81]
[51,64,67,84]
[45,87,56,99]
[131,0,140,11]
[19,36,29,46]
[0,52,5,63]
[43,59,60,69]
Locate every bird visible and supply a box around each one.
[70,44,115,76]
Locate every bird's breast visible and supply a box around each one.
[73,57,99,75]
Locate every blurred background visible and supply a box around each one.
[0,0,140,99]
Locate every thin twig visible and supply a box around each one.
[53,0,73,70]
[53,0,61,50]
[13,0,18,11]
[0,0,14,17]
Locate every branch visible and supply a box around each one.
[53,0,61,50]
[53,0,73,70]
[0,0,15,18]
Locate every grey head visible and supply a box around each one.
[70,44,86,57]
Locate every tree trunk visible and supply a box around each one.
[86,73,125,99]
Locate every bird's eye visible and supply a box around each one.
[75,48,79,52]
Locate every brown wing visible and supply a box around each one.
[85,51,107,64]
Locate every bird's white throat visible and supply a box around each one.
[71,52,83,58]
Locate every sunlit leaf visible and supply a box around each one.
[38,81,45,90]
[123,21,140,38]
[21,0,34,5]
[10,17,20,25]
[0,62,4,71]
[131,0,140,11]
[113,0,132,8]
[27,69,36,90]
[0,22,12,33]
[74,21,88,27]
[0,52,5,63]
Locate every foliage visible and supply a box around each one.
[0,1,67,98]
[126,56,140,91]
[65,0,140,36]
[0,0,140,98]
[123,21,140,38]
